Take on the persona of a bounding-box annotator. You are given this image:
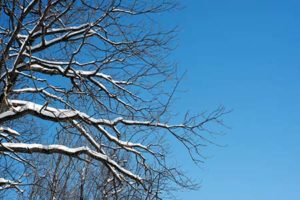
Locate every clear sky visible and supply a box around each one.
[171,0,300,199]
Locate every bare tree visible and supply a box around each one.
[0,0,226,199]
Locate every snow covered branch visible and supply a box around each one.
[0,143,142,183]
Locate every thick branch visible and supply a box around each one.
[0,142,142,183]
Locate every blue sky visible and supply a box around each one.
[171,0,300,199]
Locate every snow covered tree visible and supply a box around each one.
[0,0,225,199]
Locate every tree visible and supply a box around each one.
[0,0,225,199]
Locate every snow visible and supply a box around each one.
[0,143,142,182]
[0,127,20,136]
[0,100,150,151]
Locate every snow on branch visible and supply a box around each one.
[0,143,142,183]
[0,100,151,155]
[0,178,22,191]
[0,127,20,136]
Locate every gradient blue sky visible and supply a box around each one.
[171,0,300,199]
